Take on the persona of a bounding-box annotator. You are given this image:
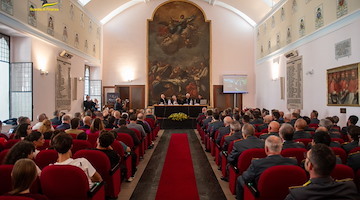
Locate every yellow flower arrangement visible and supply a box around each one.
[168,112,189,121]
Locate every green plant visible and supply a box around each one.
[168,112,189,121]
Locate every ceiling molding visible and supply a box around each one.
[214,1,256,27]
[100,0,143,24]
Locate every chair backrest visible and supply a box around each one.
[36,140,50,151]
[0,149,10,164]
[214,130,220,140]
[40,165,89,200]
[257,165,308,200]
[73,150,111,180]
[69,133,77,139]
[116,133,134,148]
[294,139,312,147]
[87,134,99,148]
[71,140,92,154]
[0,133,9,140]
[4,139,21,149]
[331,138,345,144]
[220,134,229,147]
[34,149,58,169]
[331,147,347,164]
[111,141,125,157]
[144,118,155,130]
[130,128,142,140]
[281,148,307,165]
[308,123,319,128]
[0,164,13,195]
[349,147,360,154]
[228,139,242,152]
[331,164,355,180]
[0,196,34,200]
[237,148,266,174]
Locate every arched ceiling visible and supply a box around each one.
[79,0,283,26]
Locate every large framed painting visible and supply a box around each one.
[147,1,210,105]
[327,63,359,106]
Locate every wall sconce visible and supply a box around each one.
[78,77,84,81]
[272,57,280,81]
[40,69,48,76]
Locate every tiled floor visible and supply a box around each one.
[118,129,235,200]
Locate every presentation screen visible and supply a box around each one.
[223,74,248,93]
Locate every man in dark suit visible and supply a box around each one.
[207,112,224,137]
[293,118,312,140]
[236,135,297,200]
[56,114,71,130]
[227,123,265,165]
[202,110,213,130]
[222,121,243,151]
[259,121,280,140]
[182,93,192,105]
[216,116,233,144]
[285,144,359,200]
[256,115,273,132]
[114,118,140,147]
[279,123,306,149]
[342,126,360,153]
[159,93,168,105]
[310,110,320,124]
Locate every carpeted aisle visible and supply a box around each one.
[155,133,200,200]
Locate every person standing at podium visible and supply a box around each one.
[183,93,193,105]
[159,94,168,105]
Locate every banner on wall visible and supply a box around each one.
[56,59,71,111]
[286,56,303,109]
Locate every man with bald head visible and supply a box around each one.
[227,123,265,165]
[80,116,92,129]
[256,115,273,132]
[259,121,280,140]
[279,123,306,149]
[32,113,52,130]
[293,118,312,140]
[216,116,233,144]
[236,135,297,200]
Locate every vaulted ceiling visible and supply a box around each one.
[79,0,283,26]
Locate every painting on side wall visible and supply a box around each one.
[147,1,210,105]
[327,63,359,106]
[315,4,324,29]
[56,59,71,111]
[28,1,37,27]
[1,0,13,15]
[337,0,348,18]
[47,14,54,36]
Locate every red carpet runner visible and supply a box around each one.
[155,134,200,200]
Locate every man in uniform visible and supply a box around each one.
[285,143,359,200]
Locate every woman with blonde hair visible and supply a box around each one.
[88,118,104,134]
[39,119,53,140]
[4,158,48,200]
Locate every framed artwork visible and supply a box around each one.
[327,63,359,106]
[315,4,324,29]
[299,17,305,37]
[47,14,54,36]
[337,0,348,18]
[28,1,37,27]
[147,1,210,105]
[1,0,13,15]
[56,59,71,111]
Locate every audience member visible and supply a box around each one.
[11,116,31,134]
[279,123,305,149]
[56,114,71,130]
[236,135,297,200]
[39,119,54,140]
[80,116,92,129]
[95,131,120,168]
[222,121,243,151]
[114,98,125,112]
[105,116,116,129]
[250,110,263,125]
[74,112,84,127]
[52,133,102,186]
[342,126,360,153]
[319,118,341,138]
[272,110,284,124]
[259,121,280,140]
[127,114,146,138]
[114,119,140,146]
[50,110,61,126]
[293,118,312,140]
[289,112,300,126]
[227,123,264,165]
[256,115,273,132]
[76,132,88,140]
[32,113,50,130]
[89,118,105,134]
[145,108,156,121]
[5,158,48,200]
[65,118,84,135]
[341,115,359,135]
[207,112,224,137]
[14,123,32,139]
[202,110,213,130]
[285,144,359,200]
[24,131,45,156]
[242,115,251,124]
[310,110,319,124]
[216,116,233,145]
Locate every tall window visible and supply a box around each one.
[0,33,10,121]
[84,65,90,97]
[84,65,101,110]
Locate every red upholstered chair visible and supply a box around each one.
[221,139,241,177]
[0,149,10,164]
[40,165,105,200]
[73,150,121,198]
[4,139,20,149]
[356,169,360,192]
[0,133,9,140]
[71,140,92,154]
[349,147,360,154]
[0,197,34,200]
[294,139,312,147]
[331,164,355,180]
[36,140,50,151]
[34,149,58,169]
[281,148,307,165]
[210,130,220,157]
[0,164,13,195]
[69,133,77,139]
[244,165,308,200]
[111,141,132,179]
[308,123,319,129]
[331,147,347,164]
[228,148,266,194]
[130,128,144,157]
[116,133,139,166]
[87,134,99,148]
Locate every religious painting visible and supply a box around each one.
[56,59,71,111]
[74,33,79,48]
[281,7,285,21]
[337,0,348,18]
[28,1,37,27]
[327,63,359,106]
[1,0,13,15]
[276,33,280,49]
[286,26,292,44]
[147,1,210,105]
[47,14,54,36]
[299,17,305,37]
[62,24,68,42]
[315,4,324,29]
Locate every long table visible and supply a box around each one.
[154,105,207,129]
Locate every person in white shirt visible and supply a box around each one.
[52,133,102,186]
[32,113,54,131]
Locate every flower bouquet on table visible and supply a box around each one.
[168,112,189,121]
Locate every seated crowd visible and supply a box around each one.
[197,107,360,199]
[0,107,159,199]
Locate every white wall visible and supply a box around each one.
[255,15,360,127]
[102,0,255,107]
